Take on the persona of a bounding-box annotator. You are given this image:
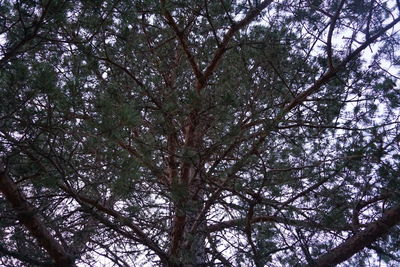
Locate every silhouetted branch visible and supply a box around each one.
[313,204,400,266]
[0,165,74,266]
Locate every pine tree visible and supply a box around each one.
[1,0,400,266]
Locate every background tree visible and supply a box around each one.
[1,0,400,266]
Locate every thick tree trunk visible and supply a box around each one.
[183,173,207,267]
[169,167,207,267]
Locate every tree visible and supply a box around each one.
[1,0,400,266]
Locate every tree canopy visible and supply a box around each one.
[1,0,400,266]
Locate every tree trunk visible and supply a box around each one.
[169,167,207,267]
[183,170,207,267]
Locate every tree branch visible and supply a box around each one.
[207,215,352,233]
[284,15,400,113]
[59,183,170,264]
[0,243,53,266]
[0,166,74,267]
[0,0,52,66]
[312,204,400,267]
[201,0,274,89]
[326,0,346,70]
[160,0,204,84]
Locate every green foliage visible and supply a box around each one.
[0,0,400,266]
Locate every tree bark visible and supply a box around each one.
[169,167,207,267]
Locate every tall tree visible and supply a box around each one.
[1,0,400,266]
